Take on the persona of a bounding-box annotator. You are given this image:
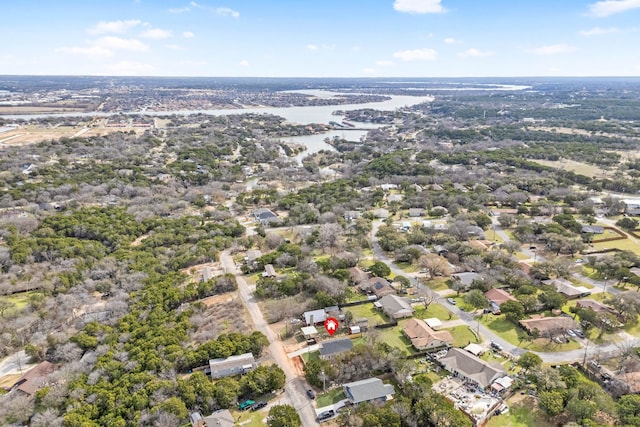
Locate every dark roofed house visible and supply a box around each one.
[582,225,605,234]
[209,353,256,380]
[319,338,354,359]
[253,208,280,226]
[408,208,425,217]
[378,294,414,319]
[12,361,57,397]
[438,348,507,390]
[343,377,395,404]
[360,277,396,298]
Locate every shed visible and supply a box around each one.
[424,318,443,329]
[301,326,319,339]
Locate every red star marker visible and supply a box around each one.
[324,317,339,336]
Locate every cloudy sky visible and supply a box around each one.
[1,0,639,77]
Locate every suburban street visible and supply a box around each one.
[220,251,319,427]
[371,219,630,364]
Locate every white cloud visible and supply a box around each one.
[459,48,494,58]
[140,28,172,39]
[88,19,141,35]
[95,36,149,52]
[183,31,195,38]
[393,0,446,14]
[530,43,576,55]
[164,44,184,50]
[444,37,462,44]
[393,48,438,61]
[56,45,114,59]
[588,0,640,17]
[169,7,191,13]
[239,60,249,67]
[216,7,240,18]
[376,60,395,66]
[579,26,620,35]
[106,61,155,75]
[307,44,318,51]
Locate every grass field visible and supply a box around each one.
[231,408,268,426]
[480,315,582,352]
[345,304,388,326]
[531,159,611,179]
[591,237,640,252]
[316,388,346,407]
[0,292,35,316]
[486,395,553,427]
[423,277,450,291]
[378,322,417,355]
[449,325,479,347]
[413,304,458,321]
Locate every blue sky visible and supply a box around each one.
[1,0,639,77]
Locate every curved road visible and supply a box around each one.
[221,251,319,426]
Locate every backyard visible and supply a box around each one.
[486,394,553,427]
[480,315,582,352]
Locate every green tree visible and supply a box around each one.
[500,300,525,323]
[618,394,640,426]
[369,261,391,278]
[565,397,596,423]
[517,352,542,373]
[464,289,488,311]
[616,217,639,231]
[538,390,565,416]
[267,405,301,427]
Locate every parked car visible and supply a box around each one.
[250,401,268,411]
[490,341,503,351]
[238,399,255,411]
[574,329,585,338]
[567,329,577,338]
[317,410,335,421]
[447,297,457,305]
[306,389,315,399]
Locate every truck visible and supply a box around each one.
[238,399,255,411]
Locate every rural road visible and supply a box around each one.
[221,251,319,426]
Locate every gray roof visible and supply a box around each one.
[319,338,353,357]
[209,353,256,378]
[379,294,413,315]
[202,409,234,427]
[439,348,507,389]
[582,225,604,234]
[343,377,395,404]
[451,272,483,287]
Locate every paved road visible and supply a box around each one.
[221,252,319,426]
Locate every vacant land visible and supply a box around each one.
[486,394,553,427]
[531,159,613,179]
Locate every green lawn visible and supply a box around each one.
[413,303,458,321]
[591,237,640,252]
[449,325,480,347]
[316,388,346,407]
[345,304,388,326]
[394,262,418,273]
[378,322,417,355]
[231,408,268,427]
[486,395,553,427]
[423,277,449,291]
[0,292,35,316]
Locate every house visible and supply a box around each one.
[484,288,516,313]
[542,278,591,299]
[519,316,578,336]
[582,225,604,234]
[491,375,515,395]
[344,210,361,221]
[377,294,414,319]
[372,208,390,219]
[262,264,277,278]
[467,226,486,239]
[343,377,395,404]
[209,353,257,380]
[190,409,235,427]
[438,348,507,390]
[319,338,354,359]
[360,277,396,298]
[304,309,328,326]
[408,208,425,217]
[387,194,403,203]
[301,326,319,339]
[380,184,398,191]
[11,361,57,397]
[451,272,483,291]
[349,325,361,334]
[349,267,369,286]
[253,208,279,226]
[245,249,262,263]
[576,299,616,315]
[403,318,453,351]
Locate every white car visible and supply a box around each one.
[567,330,577,338]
